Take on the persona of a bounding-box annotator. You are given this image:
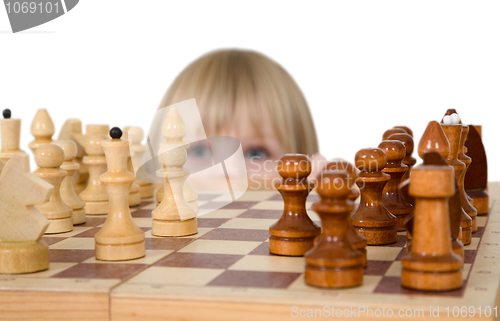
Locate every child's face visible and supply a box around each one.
[187,107,285,190]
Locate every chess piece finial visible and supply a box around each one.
[305,170,364,288]
[152,144,198,237]
[3,109,11,119]
[417,121,450,159]
[378,140,412,231]
[441,123,472,245]
[79,134,109,215]
[464,125,488,215]
[351,148,398,245]
[156,108,198,209]
[34,144,73,234]
[127,126,154,198]
[401,157,463,291]
[382,128,406,141]
[325,159,367,266]
[0,154,54,273]
[52,140,86,225]
[394,126,413,137]
[94,128,145,261]
[29,109,55,153]
[269,154,321,256]
[388,133,416,182]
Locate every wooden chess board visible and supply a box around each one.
[1,184,499,321]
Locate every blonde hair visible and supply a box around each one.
[159,49,318,155]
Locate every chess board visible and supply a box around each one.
[1,184,499,321]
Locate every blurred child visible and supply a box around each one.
[158,49,323,189]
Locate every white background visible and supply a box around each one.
[0,1,498,180]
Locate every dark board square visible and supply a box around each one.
[43,236,68,246]
[374,276,466,297]
[364,260,393,276]
[385,235,408,247]
[197,218,230,228]
[201,229,270,242]
[155,253,244,269]
[247,242,281,256]
[474,226,486,239]
[49,249,95,263]
[79,217,107,227]
[464,249,478,264]
[132,209,152,218]
[237,209,283,219]
[73,227,101,238]
[145,237,194,250]
[52,263,148,280]
[208,270,301,289]
[222,202,259,209]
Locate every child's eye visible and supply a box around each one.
[245,148,270,160]
[188,146,211,158]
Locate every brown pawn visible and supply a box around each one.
[34,144,73,234]
[305,170,363,288]
[401,158,463,291]
[378,140,412,231]
[464,125,489,215]
[441,124,472,245]
[351,148,397,245]
[79,134,109,215]
[325,160,367,267]
[458,125,477,232]
[52,140,86,225]
[388,133,416,182]
[382,128,406,140]
[394,126,413,137]
[269,155,321,256]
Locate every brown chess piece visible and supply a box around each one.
[458,125,477,232]
[94,128,145,261]
[325,159,367,266]
[378,140,412,231]
[394,126,413,137]
[401,156,463,291]
[269,155,321,256]
[464,125,488,215]
[305,170,364,288]
[34,144,73,234]
[388,133,416,182]
[405,121,464,258]
[441,124,472,245]
[351,148,397,245]
[382,128,407,140]
[52,140,86,225]
[79,134,109,215]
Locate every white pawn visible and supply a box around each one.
[52,140,86,225]
[152,144,197,237]
[34,144,73,234]
[155,108,198,210]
